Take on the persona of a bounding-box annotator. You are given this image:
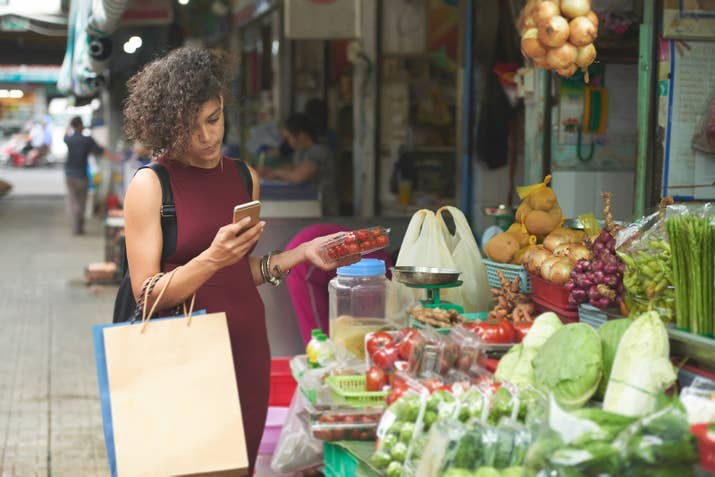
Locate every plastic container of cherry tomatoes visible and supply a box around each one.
[319,226,391,263]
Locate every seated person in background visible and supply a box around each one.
[286,224,394,345]
[259,113,338,216]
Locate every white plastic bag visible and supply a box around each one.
[270,391,323,474]
[436,206,491,313]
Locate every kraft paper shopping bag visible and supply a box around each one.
[96,310,247,477]
[93,311,207,477]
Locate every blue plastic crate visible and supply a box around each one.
[483,259,531,293]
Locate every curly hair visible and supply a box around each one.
[123,47,236,158]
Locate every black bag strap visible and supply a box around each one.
[232,158,254,200]
[142,162,176,267]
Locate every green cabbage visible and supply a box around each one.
[533,323,602,409]
[603,311,676,416]
[596,318,632,399]
[495,313,563,387]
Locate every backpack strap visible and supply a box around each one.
[141,162,176,267]
[231,158,254,200]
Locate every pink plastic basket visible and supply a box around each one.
[258,406,289,455]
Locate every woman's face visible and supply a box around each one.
[186,97,224,164]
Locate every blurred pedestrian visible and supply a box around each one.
[63,116,115,234]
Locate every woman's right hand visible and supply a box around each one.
[201,217,265,270]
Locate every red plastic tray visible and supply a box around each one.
[532,294,579,324]
[269,357,297,407]
[529,272,577,311]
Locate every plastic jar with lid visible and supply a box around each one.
[328,258,391,358]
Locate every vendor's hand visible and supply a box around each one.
[202,217,265,270]
[303,233,361,271]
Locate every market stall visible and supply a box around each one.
[260,172,715,476]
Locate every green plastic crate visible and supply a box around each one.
[323,442,359,477]
[325,375,388,407]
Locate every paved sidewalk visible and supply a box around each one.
[0,194,113,476]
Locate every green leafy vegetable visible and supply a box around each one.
[596,318,632,399]
[603,311,675,416]
[533,323,602,409]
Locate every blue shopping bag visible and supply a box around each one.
[93,310,206,477]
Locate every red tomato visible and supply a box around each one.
[327,247,338,259]
[391,375,408,393]
[366,332,396,356]
[343,232,357,245]
[373,345,399,370]
[375,234,388,247]
[386,388,406,405]
[370,227,383,238]
[355,229,370,242]
[513,321,533,342]
[421,378,443,394]
[366,366,387,391]
[472,319,516,344]
[398,328,423,361]
[346,243,361,255]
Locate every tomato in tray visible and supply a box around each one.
[366,366,387,391]
[321,226,390,262]
[366,332,395,356]
[373,345,399,370]
[467,319,516,344]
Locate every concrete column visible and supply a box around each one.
[352,0,377,217]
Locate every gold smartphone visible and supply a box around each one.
[232,200,261,225]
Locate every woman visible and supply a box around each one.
[260,112,338,216]
[122,47,355,473]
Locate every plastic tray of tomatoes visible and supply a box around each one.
[309,405,383,442]
[319,226,391,262]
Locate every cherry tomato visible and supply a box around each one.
[386,388,406,405]
[346,243,361,255]
[327,247,338,259]
[370,227,383,238]
[355,229,370,242]
[471,319,516,344]
[366,332,396,356]
[375,234,388,247]
[373,345,399,370]
[513,321,533,342]
[343,232,357,245]
[366,366,387,391]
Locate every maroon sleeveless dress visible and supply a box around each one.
[158,156,269,473]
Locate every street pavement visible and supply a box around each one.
[0,166,111,476]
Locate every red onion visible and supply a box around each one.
[588,285,602,301]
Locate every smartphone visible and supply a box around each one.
[233,200,261,225]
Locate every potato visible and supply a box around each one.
[515,201,532,223]
[526,187,558,211]
[512,246,529,265]
[484,232,520,263]
[524,209,560,236]
[505,223,532,248]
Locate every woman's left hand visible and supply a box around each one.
[303,233,360,271]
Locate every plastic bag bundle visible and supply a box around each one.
[394,208,491,314]
[270,391,324,474]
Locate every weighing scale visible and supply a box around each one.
[404,280,465,315]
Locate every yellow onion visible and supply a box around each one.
[520,15,536,36]
[575,43,597,67]
[521,29,548,59]
[546,258,574,285]
[552,243,574,257]
[533,55,550,69]
[569,16,597,46]
[587,10,599,29]
[547,42,578,70]
[533,0,561,26]
[543,230,572,251]
[565,244,592,263]
[540,255,562,281]
[525,245,552,273]
[556,63,578,77]
[561,0,591,19]
[539,15,570,47]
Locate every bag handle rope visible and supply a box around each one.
[140,268,197,333]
